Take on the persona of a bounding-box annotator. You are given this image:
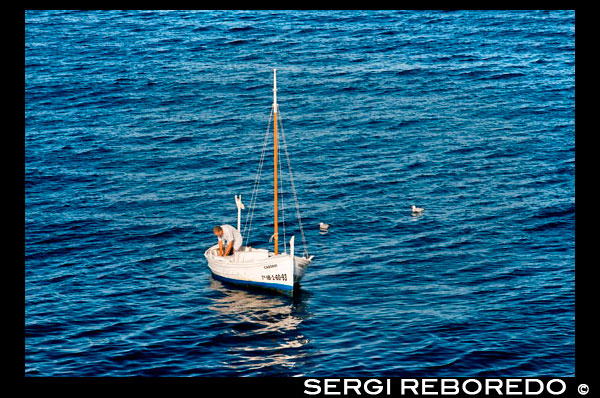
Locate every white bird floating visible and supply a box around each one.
[319,222,330,233]
[411,205,424,214]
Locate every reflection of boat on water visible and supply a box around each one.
[208,280,304,331]
[205,69,314,296]
[207,279,312,373]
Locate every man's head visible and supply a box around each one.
[213,226,223,237]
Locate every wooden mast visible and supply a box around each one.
[273,69,279,255]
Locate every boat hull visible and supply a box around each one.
[204,244,312,296]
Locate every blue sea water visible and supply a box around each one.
[25,10,575,377]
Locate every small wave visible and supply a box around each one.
[192,26,211,32]
[457,69,488,78]
[452,348,523,375]
[406,160,425,170]
[524,220,571,233]
[394,119,420,128]
[228,26,254,32]
[169,135,194,144]
[484,72,526,80]
[26,321,69,338]
[396,67,422,76]
[226,39,250,46]
[48,273,76,284]
[531,203,575,220]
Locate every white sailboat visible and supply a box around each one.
[205,69,314,296]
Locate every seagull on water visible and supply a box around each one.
[319,222,330,233]
[411,205,424,214]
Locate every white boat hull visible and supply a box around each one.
[204,239,312,296]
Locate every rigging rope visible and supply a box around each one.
[278,129,287,254]
[242,107,272,247]
[278,111,309,258]
[242,105,309,258]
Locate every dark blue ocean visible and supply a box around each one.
[25,10,575,377]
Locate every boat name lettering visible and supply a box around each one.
[264,264,278,269]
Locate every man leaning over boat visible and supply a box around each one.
[213,224,242,256]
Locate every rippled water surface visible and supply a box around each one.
[25,10,575,376]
